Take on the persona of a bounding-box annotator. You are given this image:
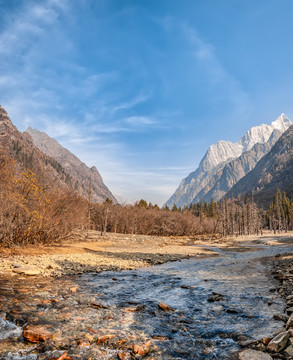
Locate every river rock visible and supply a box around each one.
[133,340,154,356]
[90,302,109,309]
[286,306,293,314]
[286,313,293,328]
[123,305,145,312]
[84,333,95,342]
[97,334,114,343]
[273,313,286,321]
[158,302,174,311]
[284,344,293,356]
[238,349,273,360]
[69,286,78,293]
[13,267,41,276]
[208,292,224,302]
[23,325,53,343]
[55,352,68,360]
[211,305,224,312]
[273,327,286,336]
[77,340,90,348]
[261,337,273,345]
[226,308,239,314]
[152,335,168,341]
[181,285,194,289]
[267,331,290,352]
[117,352,131,360]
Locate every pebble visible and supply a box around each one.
[208,292,224,302]
[158,302,174,311]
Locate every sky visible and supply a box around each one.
[1,0,293,205]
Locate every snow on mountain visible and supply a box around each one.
[164,114,292,208]
[203,114,292,171]
[226,124,293,207]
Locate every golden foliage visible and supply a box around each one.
[0,152,86,246]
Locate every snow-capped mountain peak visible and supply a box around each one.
[204,114,293,170]
[271,113,292,132]
[165,113,293,208]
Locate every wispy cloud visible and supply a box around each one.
[181,22,253,119]
[182,24,225,83]
[125,116,156,126]
[0,0,68,55]
[108,92,151,114]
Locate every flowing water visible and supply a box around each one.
[0,243,292,360]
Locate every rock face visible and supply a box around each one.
[195,130,281,203]
[0,105,116,204]
[165,114,292,208]
[26,127,117,204]
[227,124,293,207]
[0,105,19,137]
[0,105,68,186]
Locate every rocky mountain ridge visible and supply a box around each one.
[226,124,293,207]
[195,129,282,203]
[26,128,117,204]
[165,114,292,208]
[0,105,116,204]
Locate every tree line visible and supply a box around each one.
[0,150,291,247]
[265,188,293,232]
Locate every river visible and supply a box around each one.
[0,243,291,359]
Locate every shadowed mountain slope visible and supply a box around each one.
[226,125,293,207]
[0,105,116,204]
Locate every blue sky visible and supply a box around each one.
[1,0,293,205]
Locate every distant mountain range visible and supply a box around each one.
[226,124,293,207]
[0,105,116,204]
[165,114,293,208]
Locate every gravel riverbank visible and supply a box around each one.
[237,253,293,360]
[0,231,220,277]
[0,231,291,279]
